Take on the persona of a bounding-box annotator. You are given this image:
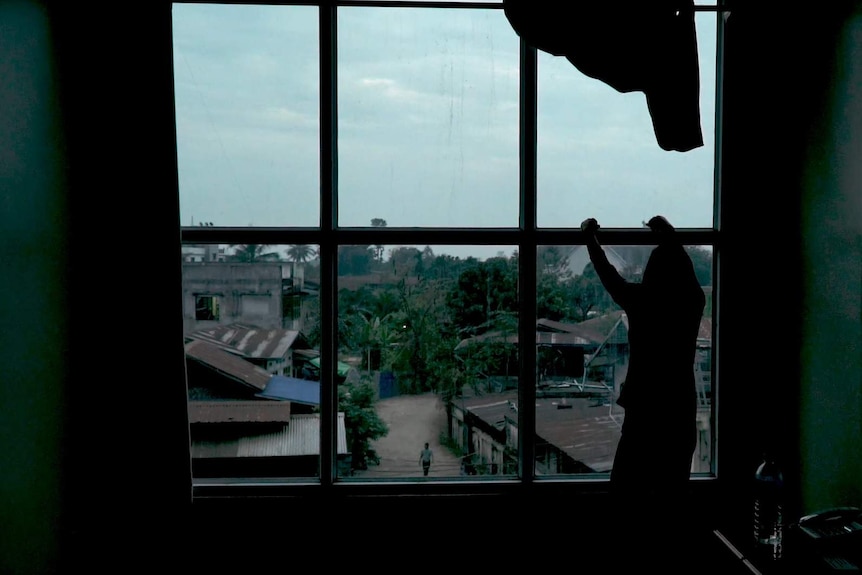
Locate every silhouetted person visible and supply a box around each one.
[581,215,705,563]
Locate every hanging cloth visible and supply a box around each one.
[503,0,703,152]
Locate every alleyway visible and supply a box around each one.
[351,392,462,479]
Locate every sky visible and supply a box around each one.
[172,2,718,260]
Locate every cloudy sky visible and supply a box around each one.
[172,2,717,257]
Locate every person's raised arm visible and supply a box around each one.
[581,218,630,306]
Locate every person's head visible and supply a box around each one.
[646,215,675,241]
[424,442,429,449]
[642,230,698,299]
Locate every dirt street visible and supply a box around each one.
[351,392,462,479]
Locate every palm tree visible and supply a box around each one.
[286,244,318,294]
[229,244,273,263]
[286,244,317,264]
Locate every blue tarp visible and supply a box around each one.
[257,375,320,405]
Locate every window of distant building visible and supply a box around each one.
[173,0,723,494]
[194,295,220,321]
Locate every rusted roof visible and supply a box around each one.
[575,311,628,343]
[534,396,621,473]
[188,322,303,360]
[539,312,713,346]
[457,390,621,473]
[188,400,292,424]
[191,413,349,458]
[456,317,610,351]
[452,330,592,348]
[185,339,271,391]
[537,316,615,345]
[537,318,578,333]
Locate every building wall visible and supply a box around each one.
[182,244,227,263]
[182,262,284,333]
[450,405,468,454]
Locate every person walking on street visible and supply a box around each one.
[419,442,433,476]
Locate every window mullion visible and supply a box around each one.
[319,1,338,487]
[518,39,537,483]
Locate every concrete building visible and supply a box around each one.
[182,261,286,333]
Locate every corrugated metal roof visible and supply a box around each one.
[256,376,320,405]
[537,332,593,346]
[188,322,302,360]
[458,390,621,473]
[188,400,292,424]
[537,316,617,345]
[455,321,596,351]
[185,339,271,391]
[191,413,349,458]
[577,311,629,343]
[535,397,621,473]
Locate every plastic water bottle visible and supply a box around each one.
[753,454,784,560]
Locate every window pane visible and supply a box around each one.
[536,12,717,228]
[337,7,520,227]
[183,243,322,479]
[337,245,519,479]
[172,4,319,227]
[534,244,714,477]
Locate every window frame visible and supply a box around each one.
[178,0,725,499]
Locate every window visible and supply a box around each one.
[174,1,723,493]
[194,295,220,321]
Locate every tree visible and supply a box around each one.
[424,252,464,281]
[446,256,518,338]
[385,277,455,394]
[286,244,317,264]
[388,246,422,277]
[370,218,387,262]
[228,244,280,263]
[572,261,616,320]
[537,246,575,321]
[339,378,389,471]
[537,272,574,321]
[338,245,374,276]
[537,245,569,276]
[686,245,713,287]
[300,301,350,351]
[351,310,397,372]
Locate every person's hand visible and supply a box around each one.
[580,218,599,235]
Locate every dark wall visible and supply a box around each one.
[0,2,859,573]
[719,2,862,529]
